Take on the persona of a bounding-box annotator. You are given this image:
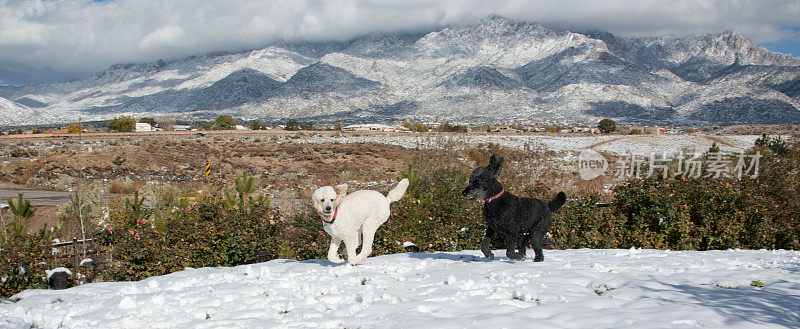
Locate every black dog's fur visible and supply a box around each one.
[462,154,566,262]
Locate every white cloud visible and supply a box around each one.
[0,0,798,84]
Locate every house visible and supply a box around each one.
[235,125,250,131]
[172,125,192,131]
[135,123,153,132]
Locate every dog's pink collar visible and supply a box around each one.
[485,189,504,203]
[322,208,337,224]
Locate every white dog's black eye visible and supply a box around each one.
[329,198,333,201]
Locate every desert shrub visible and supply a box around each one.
[755,134,789,155]
[108,177,136,194]
[9,147,36,158]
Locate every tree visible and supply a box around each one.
[124,191,150,228]
[437,122,467,133]
[708,142,721,154]
[6,193,36,235]
[67,123,83,134]
[224,171,269,209]
[285,119,299,131]
[108,116,136,132]
[67,190,93,258]
[156,116,177,130]
[598,119,617,134]
[333,122,342,131]
[299,122,314,130]
[215,115,236,130]
[403,122,427,133]
[249,120,263,130]
[139,117,157,127]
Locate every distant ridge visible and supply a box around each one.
[1,16,799,127]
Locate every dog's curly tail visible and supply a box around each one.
[548,192,567,213]
[386,178,410,203]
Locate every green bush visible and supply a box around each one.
[107,116,136,132]
[101,194,279,281]
[372,165,485,254]
[1,232,53,298]
[551,193,623,249]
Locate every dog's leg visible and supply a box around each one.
[327,237,345,263]
[521,233,534,259]
[344,237,360,266]
[531,232,545,262]
[481,227,495,259]
[505,238,525,261]
[354,220,381,264]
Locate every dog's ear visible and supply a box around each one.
[333,183,348,205]
[487,154,504,178]
[334,183,348,198]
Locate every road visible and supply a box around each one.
[0,187,309,213]
[0,189,77,206]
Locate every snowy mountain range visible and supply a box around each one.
[1,16,799,127]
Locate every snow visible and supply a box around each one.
[294,133,760,155]
[2,17,798,127]
[44,268,72,281]
[2,249,799,328]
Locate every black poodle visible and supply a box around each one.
[462,154,566,262]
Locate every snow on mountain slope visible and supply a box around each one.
[588,30,800,82]
[2,16,800,127]
[2,249,798,328]
[0,96,43,126]
[175,47,316,90]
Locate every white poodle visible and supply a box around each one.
[312,178,409,266]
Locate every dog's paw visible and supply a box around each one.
[328,256,346,264]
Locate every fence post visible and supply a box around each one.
[72,238,79,268]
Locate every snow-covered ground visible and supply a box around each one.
[2,249,799,328]
[295,134,761,155]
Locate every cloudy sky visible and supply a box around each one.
[1,0,799,85]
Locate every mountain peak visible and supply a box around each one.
[1,17,799,127]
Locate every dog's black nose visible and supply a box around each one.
[325,206,331,211]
